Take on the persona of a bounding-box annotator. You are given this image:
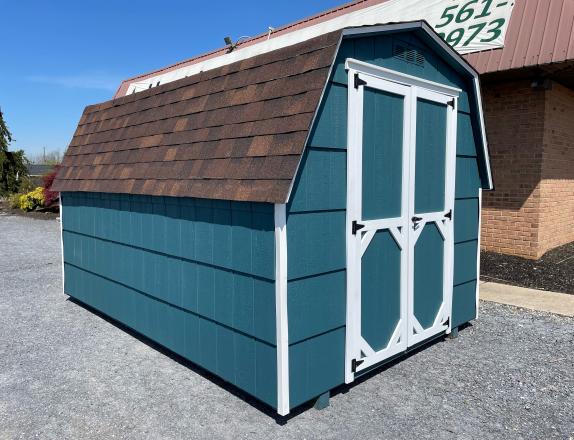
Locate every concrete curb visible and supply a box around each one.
[480,281,574,317]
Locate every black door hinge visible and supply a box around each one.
[351,358,364,373]
[352,220,365,235]
[444,209,452,220]
[447,98,455,108]
[354,73,367,89]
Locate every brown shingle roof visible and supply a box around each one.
[52,31,342,203]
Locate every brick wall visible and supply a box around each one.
[480,79,574,259]
[538,82,574,255]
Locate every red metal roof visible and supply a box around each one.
[115,0,574,97]
[464,0,574,74]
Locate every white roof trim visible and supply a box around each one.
[125,0,489,95]
[345,58,462,96]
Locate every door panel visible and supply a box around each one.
[407,92,454,347]
[361,229,402,352]
[413,222,445,329]
[414,99,447,213]
[362,88,404,220]
[346,67,457,382]
[346,75,410,377]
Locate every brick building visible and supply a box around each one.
[466,0,574,259]
[112,0,574,260]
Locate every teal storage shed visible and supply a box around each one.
[53,21,492,416]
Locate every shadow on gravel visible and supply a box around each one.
[66,296,471,424]
[481,241,574,295]
[66,297,289,422]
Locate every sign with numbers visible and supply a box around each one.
[426,0,516,53]
[125,0,516,94]
[334,0,516,54]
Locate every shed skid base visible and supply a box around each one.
[314,391,330,410]
[447,327,459,339]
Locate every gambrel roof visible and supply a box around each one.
[53,32,341,202]
[53,22,493,202]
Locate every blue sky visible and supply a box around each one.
[0,0,343,158]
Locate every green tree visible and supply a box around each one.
[0,108,29,195]
[0,107,12,152]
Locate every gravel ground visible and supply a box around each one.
[481,242,574,295]
[1,215,573,440]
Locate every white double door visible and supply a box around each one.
[345,61,458,381]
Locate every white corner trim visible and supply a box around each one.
[274,203,289,416]
[59,192,65,296]
[476,188,483,319]
[345,58,462,97]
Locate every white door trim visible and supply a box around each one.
[345,67,412,382]
[345,61,458,383]
[406,87,457,347]
[344,65,363,384]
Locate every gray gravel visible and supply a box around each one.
[1,213,573,440]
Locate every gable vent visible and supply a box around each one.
[393,42,425,67]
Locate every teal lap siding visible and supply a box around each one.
[287,144,347,408]
[62,192,278,408]
[62,29,490,414]
[285,31,487,409]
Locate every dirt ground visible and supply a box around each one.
[0,198,59,221]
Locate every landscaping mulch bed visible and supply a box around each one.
[481,242,574,295]
[0,199,59,221]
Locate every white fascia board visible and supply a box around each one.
[472,77,494,190]
[345,58,462,96]
[274,203,289,416]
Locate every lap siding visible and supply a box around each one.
[62,191,278,408]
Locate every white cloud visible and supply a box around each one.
[26,72,122,91]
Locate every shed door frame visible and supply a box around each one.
[344,58,460,384]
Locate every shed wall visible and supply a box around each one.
[62,192,278,407]
[286,32,484,408]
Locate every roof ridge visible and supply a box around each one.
[114,0,385,97]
